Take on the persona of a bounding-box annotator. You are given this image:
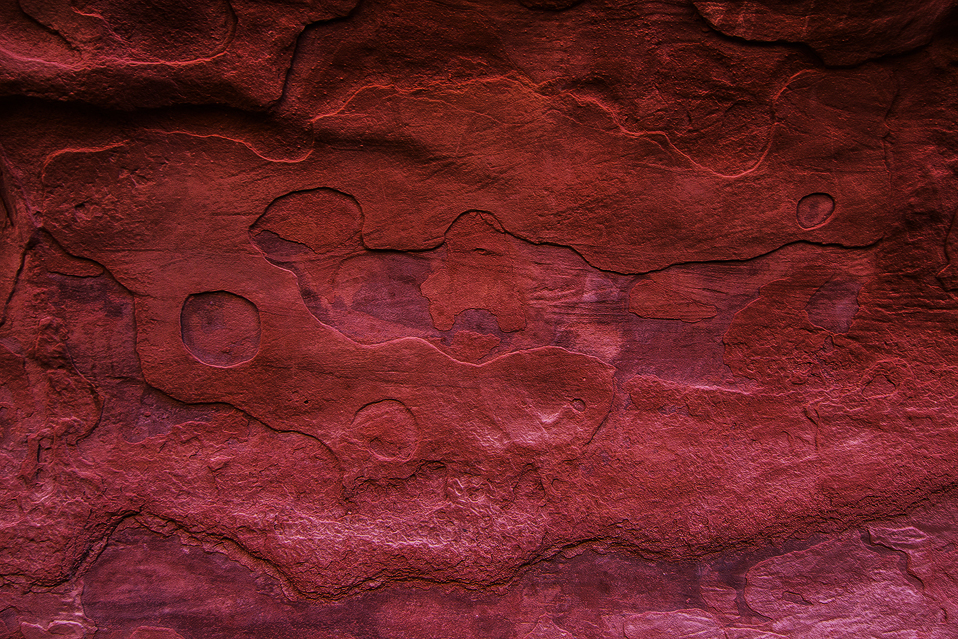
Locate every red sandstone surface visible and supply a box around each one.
[1,0,958,637]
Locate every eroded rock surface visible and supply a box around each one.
[1,0,957,636]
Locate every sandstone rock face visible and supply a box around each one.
[693,0,958,65]
[0,0,957,637]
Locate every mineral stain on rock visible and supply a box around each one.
[804,280,860,333]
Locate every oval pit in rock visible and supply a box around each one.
[180,291,261,367]
[796,193,836,229]
[351,399,419,461]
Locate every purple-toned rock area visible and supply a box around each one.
[2,0,958,637]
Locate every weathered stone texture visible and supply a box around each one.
[1,0,957,636]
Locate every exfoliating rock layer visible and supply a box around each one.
[1,0,958,637]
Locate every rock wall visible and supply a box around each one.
[1,0,958,637]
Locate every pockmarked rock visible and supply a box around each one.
[1,0,957,635]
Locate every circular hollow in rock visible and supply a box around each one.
[351,400,418,460]
[180,291,261,367]
[796,193,835,229]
